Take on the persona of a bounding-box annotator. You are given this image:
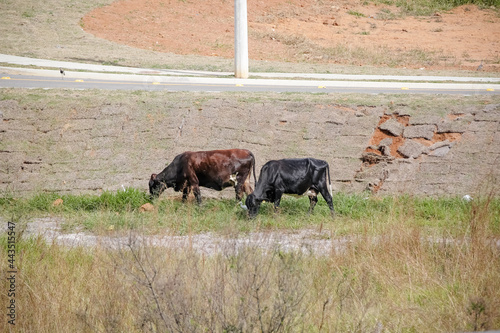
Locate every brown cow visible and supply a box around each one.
[149,149,256,204]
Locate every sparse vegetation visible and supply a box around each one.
[1,189,499,332]
[347,10,367,17]
[376,7,399,20]
[395,0,500,15]
[372,0,500,15]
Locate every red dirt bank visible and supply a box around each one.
[82,0,500,72]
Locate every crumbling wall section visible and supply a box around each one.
[356,104,499,195]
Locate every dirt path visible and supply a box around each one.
[82,0,500,71]
[20,217,500,255]
[23,217,347,255]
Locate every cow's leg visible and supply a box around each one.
[186,170,202,205]
[192,184,202,205]
[235,173,253,201]
[243,180,253,197]
[182,186,191,202]
[318,185,335,216]
[307,189,318,214]
[273,190,283,212]
[234,182,243,201]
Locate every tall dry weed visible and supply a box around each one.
[2,197,499,333]
[462,178,500,331]
[113,234,311,332]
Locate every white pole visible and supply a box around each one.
[234,0,249,79]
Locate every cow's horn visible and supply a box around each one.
[151,173,157,180]
[239,202,248,210]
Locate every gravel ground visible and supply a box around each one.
[18,217,500,256]
[21,217,349,255]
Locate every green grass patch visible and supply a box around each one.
[1,188,150,216]
[372,0,499,15]
[394,0,500,15]
[1,190,498,236]
[347,10,366,17]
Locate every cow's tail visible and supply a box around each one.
[326,163,333,197]
[250,152,257,185]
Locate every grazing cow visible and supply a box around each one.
[244,158,334,218]
[149,149,256,204]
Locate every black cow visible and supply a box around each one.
[149,149,256,204]
[244,158,334,218]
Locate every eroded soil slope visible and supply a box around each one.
[82,0,500,71]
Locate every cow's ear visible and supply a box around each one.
[151,174,157,180]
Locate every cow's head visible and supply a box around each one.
[244,193,261,218]
[149,174,167,199]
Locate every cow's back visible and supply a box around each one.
[184,149,254,190]
[263,158,313,180]
[186,149,251,171]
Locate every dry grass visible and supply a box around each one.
[1,192,499,332]
[250,28,456,68]
[1,0,498,76]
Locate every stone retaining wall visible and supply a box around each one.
[1,91,499,198]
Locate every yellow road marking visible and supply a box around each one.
[2,77,498,94]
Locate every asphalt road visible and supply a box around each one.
[1,55,499,95]
[2,72,500,95]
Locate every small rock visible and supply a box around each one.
[430,146,450,157]
[428,140,451,151]
[436,121,467,134]
[361,152,393,165]
[409,115,441,125]
[379,119,404,137]
[483,104,500,113]
[379,138,393,146]
[463,195,473,202]
[52,198,64,207]
[380,145,392,157]
[397,140,425,158]
[140,203,155,212]
[403,125,435,140]
[424,140,454,156]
